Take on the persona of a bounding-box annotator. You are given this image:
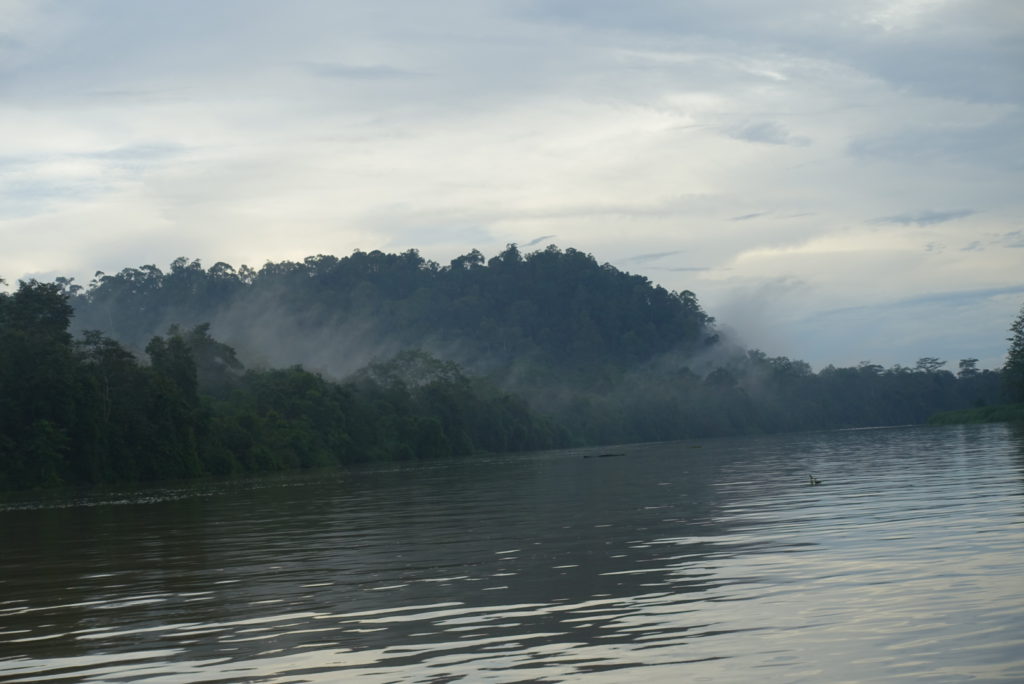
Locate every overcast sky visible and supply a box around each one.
[1,0,1021,370]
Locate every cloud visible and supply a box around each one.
[848,110,1024,170]
[998,231,1024,248]
[790,290,1023,370]
[712,275,808,354]
[304,62,424,81]
[77,144,186,162]
[517,0,1024,105]
[0,0,1019,374]
[814,284,1024,317]
[724,121,810,146]
[869,209,976,226]
[522,234,557,247]
[620,250,681,264]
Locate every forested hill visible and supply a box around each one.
[70,245,716,381]
[0,247,1014,490]
[68,244,1005,441]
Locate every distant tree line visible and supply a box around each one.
[525,348,1003,445]
[59,245,1018,437]
[1,246,1018,491]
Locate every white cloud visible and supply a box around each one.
[0,0,1020,369]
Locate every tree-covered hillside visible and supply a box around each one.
[1,247,1011,490]
[67,244,1004,437]
[71,245,716,382]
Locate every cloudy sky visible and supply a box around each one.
[1,0,1021,369]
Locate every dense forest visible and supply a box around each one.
[68,245,1004,434]
[0,279,564,490]
[71,245,716,382]
[1,245,1016,490]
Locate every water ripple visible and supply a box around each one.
[1,424,1023,682]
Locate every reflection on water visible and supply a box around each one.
[1,424,1023,682]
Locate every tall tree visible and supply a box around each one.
[0,281,76,487]
[1004,303,1024,402]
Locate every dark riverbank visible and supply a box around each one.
[928,403,1024,425]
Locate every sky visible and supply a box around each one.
[1,0,1022,370]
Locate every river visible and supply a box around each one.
[1,423,1022,682]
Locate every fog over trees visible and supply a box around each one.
[0,245,1013,490]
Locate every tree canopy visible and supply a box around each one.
[1004,302,1024,402]
[72,245,716,382]
[0,280,565,490]
[1,248,1010,491]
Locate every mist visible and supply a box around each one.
[66,246,1006,445]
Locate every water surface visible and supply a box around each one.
[2,424,1022,682]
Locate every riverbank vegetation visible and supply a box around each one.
[1,245,1016,490]
[928,404,1024,425]
[0,280,563,490]
[928,303,1024,426]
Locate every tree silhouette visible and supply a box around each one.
[1004,303,1024,402]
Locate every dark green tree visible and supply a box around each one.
[957,358,980,379]
[0,281,76,488]
[915,357,946,373]
[1004,303,1024,402]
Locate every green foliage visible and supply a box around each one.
[957,358,980,378]
[71,245,716,382]
[1,253,1013,491]
[915,357,946,373]
[928,403,1024,425]
[1004,303,1024,402]
[0,282,566,490]
[0,282,77,489]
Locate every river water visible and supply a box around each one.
[1,424,1022,683]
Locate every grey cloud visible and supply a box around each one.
[0,0,1018,374]
[516,0,1022,105]
[848,111,1024,171]
[78,144,187,162]
[434,198,699,226]
[790,283,1024,369]
[870,209,975,227]
[1,145,186,174]
[523,234,557,247]
[960,241,983,252]
[0,34,23,51]
[514,1,811,40]
[814,284,1024,316]
[725,121,810,147]
[849,1,1024,104]
[305,62,425,81]
[0,155,33,171]
[999,231,1024,248]
[0,178,109,219]
[711,275,807,354]
[620,250,681,264]
[380,223,493,250]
